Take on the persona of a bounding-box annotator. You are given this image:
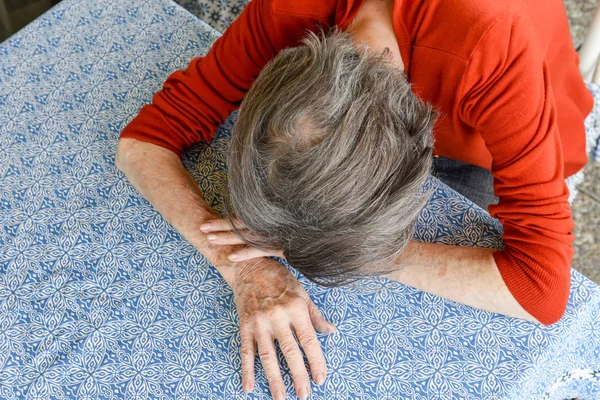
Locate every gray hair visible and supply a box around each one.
[226,29,436,286]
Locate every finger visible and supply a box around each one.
[273,321,311,400]
[256,331,287,400]
[293,307,329,386]
[206,231,247,245]
[200,218,246,232]
[307,301,337,334]
[229,247,283,262]
[271,249,286,259]
[240,325,256,394]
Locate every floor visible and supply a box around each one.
[0,0,60,42]
[1,0,599,281]
[572,161,600,281]
[565,0,600,283]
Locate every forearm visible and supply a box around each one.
[116,138,239,289]
[383,241,540,323]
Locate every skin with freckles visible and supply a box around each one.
[234,258,336,398]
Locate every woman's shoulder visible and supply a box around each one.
[270,0,336,19]
[412,0,533,61]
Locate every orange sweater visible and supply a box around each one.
[120,0,593,324]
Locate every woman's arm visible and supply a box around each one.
[199,223,541,324]
[118,0,283,155]
[457,14,574,326]
[116,138,240,286]
[381,242,540,323]
[115,138,336,399]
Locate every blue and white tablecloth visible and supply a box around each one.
[173,0,249,32]
[1,1,600,399]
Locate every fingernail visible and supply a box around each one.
[207,234,217,240]
[243,383,252,393]
[315,373,326,385]
[276,391,286,400]
[298,387,310,399]
[229,254,238,260]
[200,224,211,232]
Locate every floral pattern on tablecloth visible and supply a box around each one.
[172,0,249,32]
[1,1,600,399]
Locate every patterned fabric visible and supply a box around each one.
[565,82,600,201]
[585,82,600,162]
[172,0,249,33]
[1,0,600,399]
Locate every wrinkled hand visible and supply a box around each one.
[201,218,285,261]
[233,258,336,399]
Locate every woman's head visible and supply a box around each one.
[227,30,436,286]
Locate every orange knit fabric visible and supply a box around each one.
[120,0,593,325]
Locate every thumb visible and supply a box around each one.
[307,301,337,334]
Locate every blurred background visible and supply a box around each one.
[1,0,599,281]
[0,0,60,42]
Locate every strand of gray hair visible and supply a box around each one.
[225,28,437,287]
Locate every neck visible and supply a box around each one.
[345,0,404,71]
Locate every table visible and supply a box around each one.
[1,0,599,398]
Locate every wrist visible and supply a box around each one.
[230,259,261,290]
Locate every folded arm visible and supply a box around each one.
[206,222,541,323]
[115,138,241,286]
[456,14,575,325]
[118,0,282,154]
[116,138,335,399]
[390,14,575,326]
[382,242,540,323]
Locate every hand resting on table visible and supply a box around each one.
[116,138,336,399]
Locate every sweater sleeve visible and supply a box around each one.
[119,0,280,155]
[458,15,574,325]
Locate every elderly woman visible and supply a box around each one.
[116,0,592,398]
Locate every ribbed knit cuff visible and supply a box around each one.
[493,249,570,326]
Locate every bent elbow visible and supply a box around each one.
[115,138,136,173]
[533,276,571,326]
[496,245,572,326]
